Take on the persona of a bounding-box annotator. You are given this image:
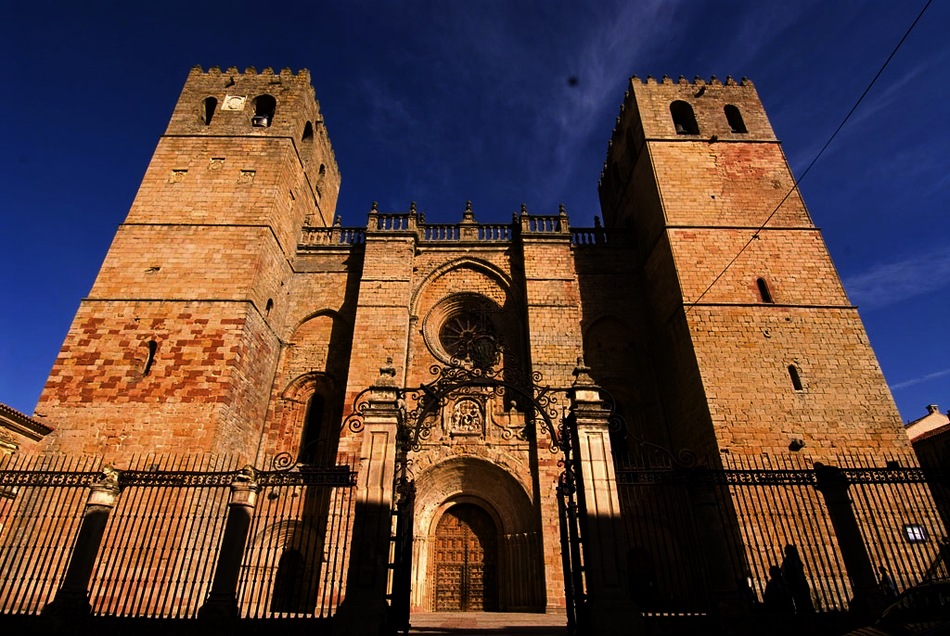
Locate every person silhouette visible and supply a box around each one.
[781,544,814,613]
[763,565,795,614]
[879,565,898,601]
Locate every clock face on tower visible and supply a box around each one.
[221,95,246,111]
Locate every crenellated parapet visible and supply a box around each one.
[163,65,341,221]
[598,73,778,226]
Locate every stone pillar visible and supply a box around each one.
[814,462,880,617]
[568,360,643,633]
[335,360,402,636]
[42,467,121,617]
[198,466,260,620]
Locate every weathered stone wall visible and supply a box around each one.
[599,75,910,459]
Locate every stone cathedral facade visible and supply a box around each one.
[17,66,934,624]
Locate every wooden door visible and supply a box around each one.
[434,503,498,611]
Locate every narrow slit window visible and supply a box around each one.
[670,100,699,135]
[788,364,803,391]
[142,340,157,376]
[298,393,325,464]
[756,278,774,303]
[203,97,217,126]
[724,105,747,133]
[302,121,314,142]
[265,298,274,316]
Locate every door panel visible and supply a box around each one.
[433,504,497,611]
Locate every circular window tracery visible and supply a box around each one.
[439,311,496,362]
[423,294,503,369]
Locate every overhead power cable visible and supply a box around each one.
[685,0,933,314]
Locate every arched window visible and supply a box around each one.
[788,364,804,391]
[756,278,774,303]
[271,549,307,613]
[252,94,276,127]
[298,393,325,464]
[670,100,699,135]
[724,105,747,133]
[302,121,314,142]
[202,97,217,126]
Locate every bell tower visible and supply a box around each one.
[36,66,340,459]
[599,75,908,458]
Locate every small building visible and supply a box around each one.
[907,404,950,531]
[0,403,51,456]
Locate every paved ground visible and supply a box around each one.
[408,612,568,635]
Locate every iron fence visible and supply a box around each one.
[0,453,356,619]
[617,451,948,616]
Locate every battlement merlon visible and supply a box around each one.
[598,74,779,188]
[619,73,775,143]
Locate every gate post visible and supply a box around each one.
[568,360,642,633]
[336,359,402,636]
[814,462,880,617]
[198,466,260,620]
[42,466,121,617]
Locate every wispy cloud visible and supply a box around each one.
[844,248,950,309]
[539,1,677,204]
[892,367,950,390]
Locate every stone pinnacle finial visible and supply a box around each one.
[95,465,121,490]
[410,201,417,214]
[572,357,595,387]
[461,200,475,223]
[558,203,567,217]
[234,465,257,483]
[376,357,398,388]
[371,201,379,212]
[520,203,528,216]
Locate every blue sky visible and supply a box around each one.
[0,1,947,423]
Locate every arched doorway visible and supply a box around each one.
[433,503,499,611]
